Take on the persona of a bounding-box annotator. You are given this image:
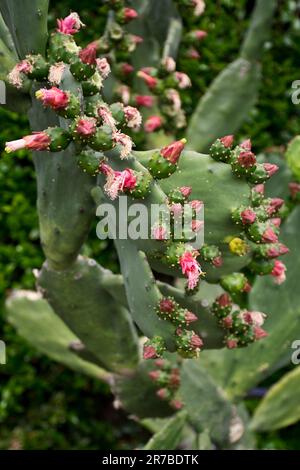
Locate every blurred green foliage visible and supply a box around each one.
[1,0,300,450]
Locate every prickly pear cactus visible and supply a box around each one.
[2,0,289,450]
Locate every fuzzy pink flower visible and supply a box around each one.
[179,251,202,290]
[8,60,33,88]
[35,87,69,110]
[75,117,97,137]
[57,12,84,35]
[113,131,133,159]
[79,43,97,65]
[96,58,111,78]
[242,311,266,327]
[161,139,186,164]
[143,345,158,360]
[98,106,117,130]
[144,115,163,133]
[135,95,154,108]
[100,163,137,200]
[116,85,131,105]
[165,89,182,112]
[124,106,142,130]
[5,132,51,153]
[271,260,287,285]
[175,72,192,89]
[48,62,66,85]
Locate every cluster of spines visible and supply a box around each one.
[148,358,183,411]
[211,293,268,349]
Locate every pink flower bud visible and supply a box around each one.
[57,12,84,35]
[179,251,202,290]
[254,184,265,195]
[170,399,183,410]
[243,282,252,293]
[185,311,198,325]
[137,70,158,89]
[254,326,268,340]
[121,63,134,75]
[124,106,142,130]
[227,338,238,349]
[237,151,256,168]
[154,359,165,368]
[267,244,289,258]
[159,298,176,313]
[36,87,69,110]
[190,333,203,349]
[240,139,252,150]
[76,117,97,137]
[143,345,158,360]
[123,7,138,21]
[156,388,168,399]
[223,316,233,329]
[175,72,192,89]
[153,225,168,241]
[262,228,278,244]
[212,256,223,268]
[194,30,207,40]
[270,218,281,228]
[144,115,163,133]
[180,186,192,198]
[135,95,154,108]
[191,220,204,232]
[217,293,232,308]
[160,139,186,164]
[186,48,201,60]
[5,132,51,153]
[264,163,279,177]
[289,182,300,199]
[267,198,284,216]
[190,200,203,213]
[271,260,286,285]
[220,135,234,148]
[148,370,160,381]
[241,209,256,225]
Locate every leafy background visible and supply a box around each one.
[0,0,300,449]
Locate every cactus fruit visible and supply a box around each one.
[3,0,294,451]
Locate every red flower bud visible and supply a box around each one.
[240,139,252,150]
[241,208,256,225]
[79,43,97,65]
[160,139,186,164]
[289,182,300,199]
[237,151,256,168]
[254,326,268,340]
[264,163,279,177]
[144,115,163,133]
[190,333,203,349]
[262,228,278,244]
[180,186,192,198]
[159,298,176,313]
[135,95,154,108]
[185,311,198,325]
[220,135,234,148]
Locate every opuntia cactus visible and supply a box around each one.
[3,0,294,451]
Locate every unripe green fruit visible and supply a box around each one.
[76,150,104,176]
[70,58,95,81]
[48,32,80,63]
[148,150,178,179]
[89,125,114,152]
[46,127,71,152]
[82,72,103,96]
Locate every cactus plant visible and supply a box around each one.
[3,0,297,451]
